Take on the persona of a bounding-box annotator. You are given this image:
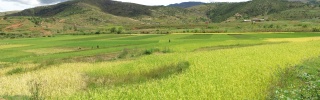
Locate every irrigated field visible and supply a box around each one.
[1,32,320,99]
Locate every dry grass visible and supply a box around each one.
[24,48,76,55]
[266,37,320,42]
[0,44,29,50]
[0,63,88,98]
[0,63,38,76]
[0,62,9,65]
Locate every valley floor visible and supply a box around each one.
[1,32,320,99]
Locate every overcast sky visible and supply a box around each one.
[0,0,250,12]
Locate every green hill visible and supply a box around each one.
[288,0,320,4]
[10,0,154,17]
[1,0,320,35]
[207,0,306,22]
[168,2,205,8]
[2,0,211,35]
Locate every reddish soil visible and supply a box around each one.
[5,23,23,31]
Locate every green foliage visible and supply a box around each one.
[144,48,160,55]
[269,57,320,99]
[10,0,153,17]
[117,47,171,59]
[117,48,140,59]
[207,2,246,23]
[1,33,320,99]
[312,28,320,32]
[109,27,124,34]
[168,2,204,8]
[70,40,320,99]
[9,1,81,17]
[86,61,190,87]
[207,0,305,22]
[6,67,25,75]
[28,17,42,25]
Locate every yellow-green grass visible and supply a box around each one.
[70,40,320,99]
[0,63,87,98]
[0,44,30,50]
[1,40,320,99]
[1,33,320,99]
[0,63,39,76]
[0,62,9,64]
[24,48,77,55]
[266,36,320,42]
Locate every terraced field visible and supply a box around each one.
[0,32,320,99]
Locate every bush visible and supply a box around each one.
[144,48,160,55]
[312,28,320,32]
[95,31,101,34]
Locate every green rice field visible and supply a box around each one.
[1,32,320,99]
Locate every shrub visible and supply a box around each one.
[312,28,320,32]
[144,48,160,55]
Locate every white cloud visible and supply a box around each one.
[0,0,251,12]
[0,0,34,12]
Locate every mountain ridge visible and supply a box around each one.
[168,2,205,8]
[1,0,320,35]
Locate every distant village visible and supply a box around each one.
[234,13,266,23]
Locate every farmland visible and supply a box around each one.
[1,32,320,99]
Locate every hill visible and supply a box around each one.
[10,0,154,17]
[0,11,19,16]
[207,0,306,22]
[1,0,211,35]
[288,0,320,4]
[1,0,320,35]
[8,0,209,24]
[168,2,205,8]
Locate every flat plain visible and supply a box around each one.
[1,32,320,99]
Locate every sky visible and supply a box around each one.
[0,0,250,12]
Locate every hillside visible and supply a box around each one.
[8,0,210,24]
[288,0,320,4]
[10,0,154,17]
[168,2,205,8]
[1,0,211,35]
[1,0,320,35]
[0,11,19,16]
[207,0,306,22]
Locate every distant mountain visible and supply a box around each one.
[168,2,205,8]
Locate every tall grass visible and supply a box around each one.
[67,40,320,99]
[1,34,320,99]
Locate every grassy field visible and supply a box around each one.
[0,32,320,99]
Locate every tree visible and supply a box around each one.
[117,27,123,34]
[3,16,8,20]
[110,27,116,33]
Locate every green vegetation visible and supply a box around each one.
[207,0,305,22]
[1,0,320,99]
[269,56,320,99]
[1,0,320,35]
[0,33,320,99]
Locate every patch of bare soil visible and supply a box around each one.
[5,23,23,31]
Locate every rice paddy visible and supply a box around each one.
[0,32,320,99]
